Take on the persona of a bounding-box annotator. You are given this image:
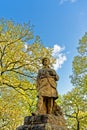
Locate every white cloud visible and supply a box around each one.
[52,44,67,70]
[24,44,28,50]
[24,43,66,70]
[52,44,65,55]
[60,0,77,4]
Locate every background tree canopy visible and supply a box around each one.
[61,33,87,130]
[0,19,55,129]
[0,19,87,130]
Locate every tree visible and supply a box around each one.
[61,33,87,130]
[0,87,32,130]
[0,19,54,91]
[70,33,87,129]
[0,18,54,129]
[61,87,87,130]
[70,32,87,91]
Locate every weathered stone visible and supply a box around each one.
[16,114,67,130]
[24,115,47,125]
[16,125,29,130]
[24,114,66,126]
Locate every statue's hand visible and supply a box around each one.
[48,70,56,76]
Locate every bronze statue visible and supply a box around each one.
[16,57,67,130]
[36,57,59,115]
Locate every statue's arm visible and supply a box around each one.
[49,69,59,81]
[55,73,59,81]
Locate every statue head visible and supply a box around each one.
[42,57,50,66]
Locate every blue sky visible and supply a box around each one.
[0,0,87,94]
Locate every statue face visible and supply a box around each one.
[43,58,50,66]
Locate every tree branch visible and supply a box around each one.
[12,70,36,80]
[65,114,76,118]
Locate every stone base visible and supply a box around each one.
[16,114,67,130]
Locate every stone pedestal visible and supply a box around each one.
[16,114,67,130]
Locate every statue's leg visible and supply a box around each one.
[47,98,53,114]
[37,96,46,114]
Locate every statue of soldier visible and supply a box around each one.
[36,57,59,115]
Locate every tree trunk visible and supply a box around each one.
[77,119,80,130]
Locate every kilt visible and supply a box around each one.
[37,77,58,99]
